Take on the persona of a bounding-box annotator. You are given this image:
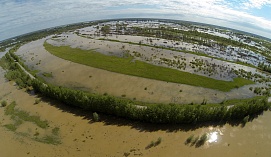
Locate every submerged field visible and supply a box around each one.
[44,42,253,92]
[1,67,271,157]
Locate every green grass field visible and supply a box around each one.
[44,42,254,92]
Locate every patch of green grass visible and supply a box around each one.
[30,69,40,76]
[3,102,61,145]
[44,42,254,92]
[221,96,263,106]
[36,135,61,145]
[5,101,16,115]
[5,102,49,129]
[3,124,17,131]
[15,110,48,128]
[42,72,53,78]
[52,127,60,136]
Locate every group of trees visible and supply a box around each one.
[101,25,111,35]
[258,62,271,73]
[2,49,32,88]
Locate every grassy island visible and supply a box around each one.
[44,42,253,92]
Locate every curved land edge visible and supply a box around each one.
[43,42,254,92]
[1,49,271,124]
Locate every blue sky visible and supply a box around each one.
[0,0,271,41]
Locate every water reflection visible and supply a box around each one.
[207,127,224,145]
[208,132,218,143]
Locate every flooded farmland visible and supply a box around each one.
[1,19,271,157]
[1,67,271,157]
[15,34,259,104]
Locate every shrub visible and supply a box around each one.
[1,100,7,107]
[93,112,99,122]
[196,133,208,146]
[146,137,162,149]
[191,136,199,145]
[34,98,41,104]
[243,115,249,124]
[155,137,162,145]
[185,134,194,145]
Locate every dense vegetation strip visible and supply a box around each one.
[44,42,253,92]
[31,78,270,124]
[1,50,270,124]
[0,48,33,88]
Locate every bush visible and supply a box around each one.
[243,115,249,124]
[146,137,162,149]
[1,100,7,107]
[34,98,41,104]
[185,134,194,145]
[191,136,199,146]
[196,133,208,146]
[93,112,99,122]
[155,137,162,145]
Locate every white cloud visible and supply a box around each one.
[0,0,271,41]
[243,0,271,9]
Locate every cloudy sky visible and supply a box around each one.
[0,0,271,41]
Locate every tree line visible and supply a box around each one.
[31,78,271,124]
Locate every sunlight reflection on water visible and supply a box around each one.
[208,132,218,143]
[207,127,224,145]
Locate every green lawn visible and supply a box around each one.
[44,42,254,92]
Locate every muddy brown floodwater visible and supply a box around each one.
[1,32,270,156]
[1,65,271,157]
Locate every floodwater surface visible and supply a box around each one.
[0,67,271,157]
